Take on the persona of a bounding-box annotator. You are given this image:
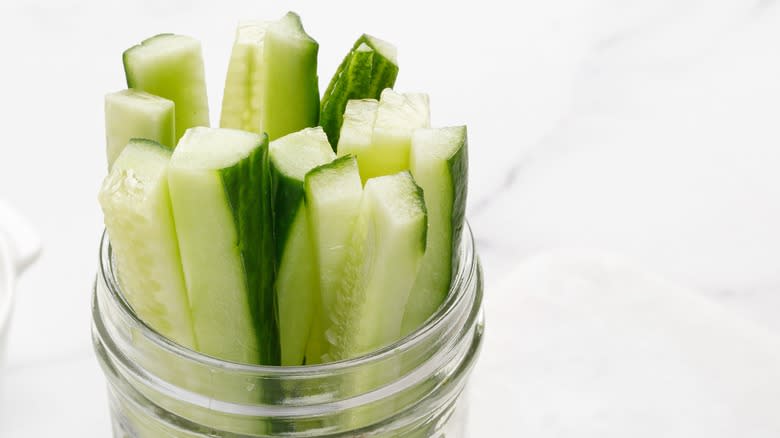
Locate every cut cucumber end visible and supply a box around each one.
[348,89,430,181]
[336,98,379,162]
[305,155,363,210]
[412,126,468,161]
[123,34,201,79]
[123,33,210,141]
[171,127,261,169]
[235,20,269,45]
[367,172,428,252]
[359,34,398,65]
[106,138,171,177]
[374,89,431,136]
[104,89,175,169]
[270,127,335,181]
[269,11,317,45]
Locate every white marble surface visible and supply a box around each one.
[1,0,779,436]
[472,250,780,437]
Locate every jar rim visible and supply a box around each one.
[96,222,480,376]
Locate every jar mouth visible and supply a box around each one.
[95,222,481,377]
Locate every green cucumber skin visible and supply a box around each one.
[365,59,397,98]
[264,12,320,140]
[362,36,399,97]
[320,34,399,148]
[272,170,307,260]
[345,48,373,98]
[220,133,280,366]
[123,34,210,141]
[401,127,468,336]
[320,46,373,147]
[447,132,468,270]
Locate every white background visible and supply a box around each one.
[1,0,780,436]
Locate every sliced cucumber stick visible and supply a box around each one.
[123,34,209,142]
[98,139,196,349]
[304,155,363,364]
[220,12,319,140]
[104,89,174,169]
[327,171,427,360]
[320,34,399,147]
[360,89,430,182]
[264,12,320,139]
[270,127,336,366]
[168,127,277,365]
[401,126,468,335]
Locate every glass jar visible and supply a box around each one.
[92,224,484,437]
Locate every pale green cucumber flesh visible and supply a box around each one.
[270,127,336,253]
[221,13,319,140]
[264,12,320,140]
[274,209,317,366]
[304,155,363,364]
[123,34,210,141]
[304,312,326,365]
[401,126,468,335]
[98,139,196,349]
[168,127,278,365]
[219,20,269,134]
[327,171,427,361]
[336,98,378,162]
[104,89,175,169]
[320,34,399,147]
[269,127,335,366]
[360,89,430,182]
